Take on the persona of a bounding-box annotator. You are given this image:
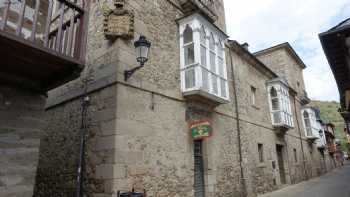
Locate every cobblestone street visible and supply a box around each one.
[260,162,350,197]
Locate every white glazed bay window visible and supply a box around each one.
[179,13,229,103]
[301,108,319,139]
[267,78,294,128]
[302,110,313,137]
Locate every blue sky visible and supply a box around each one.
[223,0,350,102]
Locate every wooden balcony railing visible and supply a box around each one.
[0,0,88,62]
[0,0,89,91]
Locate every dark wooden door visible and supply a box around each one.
[276,145,286,184]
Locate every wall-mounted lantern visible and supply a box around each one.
[124,35,151,81]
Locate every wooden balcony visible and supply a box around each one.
[0,0,89,92]
[179,0,217,22]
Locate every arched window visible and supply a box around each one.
[218,39,225,97]
[209,33,216,71]
[200,26,209,91]
[303,111,312,136]
[209,33,218,94]
[183,25,195,89]
[183,25,194,66]
[209,32,215,50]
[218,39,224,77]
[184,25,193,44]
[200,26,207,67]
[270,87,281,124]
[200,26,206,45]
[270,87,279,110]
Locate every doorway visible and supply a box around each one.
[276,144,286,184]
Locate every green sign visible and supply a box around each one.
[189,120,212,140]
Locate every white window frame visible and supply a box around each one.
[267,81,294,128]
[179,13,229,103]
[303,110,313,137]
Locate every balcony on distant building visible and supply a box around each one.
[178,0,217,22]
[0,0,89,92]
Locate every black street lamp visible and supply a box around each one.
[124,35,151,81]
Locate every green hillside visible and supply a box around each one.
[310,100,348,152]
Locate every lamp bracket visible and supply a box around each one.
[124,64,144,81]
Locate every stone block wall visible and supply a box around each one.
[34,85,118,197]
[35,1,337,197]
[0,85,46,197]
[255,47,306,96]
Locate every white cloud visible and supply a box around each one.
[224,0,350,101]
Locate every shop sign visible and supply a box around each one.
[189,119,212,140]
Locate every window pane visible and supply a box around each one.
[209,33,215,50]
[202,68,209,91]
[201,45,207,67]
[273,112,281,124]
[184,25,193,44]
[212,74,218,94]
[270,87,277,97]
[218,47,223,58]
[272,98,279,110]
[306,127,312,136]
[185,68,195,89]
[304,118,310,127]
[218,57,224,77]
[200,26,206,45]
[185,44,195,65]
[210,52,216,72]
[221,79,227,98]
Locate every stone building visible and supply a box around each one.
[228,41,336,195]
[1,0,339,197]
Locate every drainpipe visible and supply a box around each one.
[228,44,247,197]
[292,97,308,180]
[76,82,90,197]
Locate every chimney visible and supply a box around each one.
[241,42,249,51]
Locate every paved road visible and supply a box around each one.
[259,162,350,197]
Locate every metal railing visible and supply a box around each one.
[0,0,88,61]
